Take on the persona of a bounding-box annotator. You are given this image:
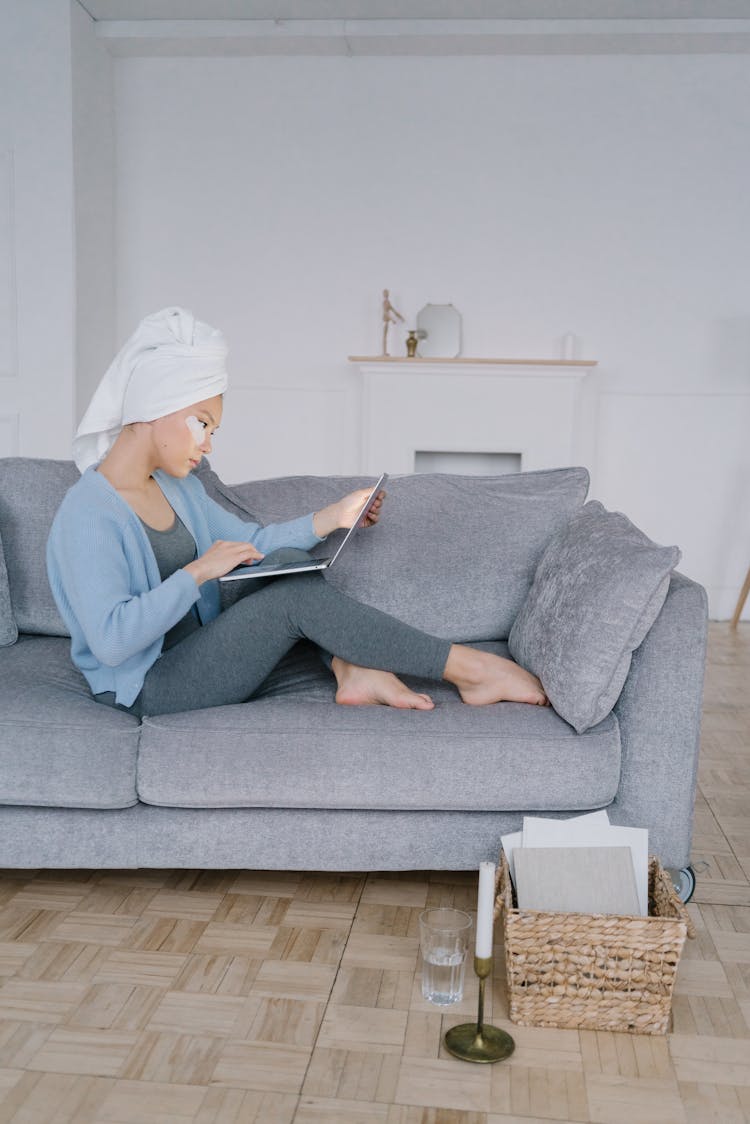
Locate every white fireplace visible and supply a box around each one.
[348,357,599,477]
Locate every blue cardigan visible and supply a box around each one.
[46,467,324,706]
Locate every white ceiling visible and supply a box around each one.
[79,1,750,19]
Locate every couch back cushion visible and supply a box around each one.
[0,458,79,636]
[0,457,589,643]
[199,464,590,641]
[0,531,17,646]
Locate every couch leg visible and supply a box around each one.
[731,565,750,627]
[667,865,696,904]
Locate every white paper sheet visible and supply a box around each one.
[522,814,649,916]
[499,830,523,886]
[514,846,641,916]
[501,811,611,890]
[522,811,611,848]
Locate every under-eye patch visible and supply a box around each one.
[185,415,204,442]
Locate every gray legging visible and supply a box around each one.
[122,557,452,717]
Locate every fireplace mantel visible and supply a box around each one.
[348,356,597,368]
[348,356,599,476]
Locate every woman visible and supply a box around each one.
[47,307,547,717]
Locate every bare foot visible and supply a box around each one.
[444,645,549,707]
[331,658,435,710]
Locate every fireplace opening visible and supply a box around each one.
[414,451,522,476]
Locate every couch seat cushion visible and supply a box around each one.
[137,643,621,812]
[0,636,140,809]
[198,464,589,642]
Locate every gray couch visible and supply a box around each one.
[0,458,707,878]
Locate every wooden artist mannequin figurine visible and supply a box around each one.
[381,289,405,356]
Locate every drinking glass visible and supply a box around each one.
[418,907,472,1006]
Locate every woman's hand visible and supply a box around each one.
[313,488,386,539]
[183,540,264,586]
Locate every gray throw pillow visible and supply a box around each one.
[0,532,18,646]
[508,501,681,733]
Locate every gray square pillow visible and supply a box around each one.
[0,532,18,646]
[508,501,681,733]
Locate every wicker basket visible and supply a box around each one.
[496,851,695,1035]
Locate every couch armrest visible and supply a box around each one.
[610,570,708,869]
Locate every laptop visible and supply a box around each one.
[219,473,388,582]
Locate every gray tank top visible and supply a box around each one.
[140,513,201,650]
[94,512,202,711]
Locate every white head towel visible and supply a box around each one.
[73,306,229,473]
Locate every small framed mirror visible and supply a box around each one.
[416,304,462,358]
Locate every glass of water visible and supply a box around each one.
[419,907,473,1006]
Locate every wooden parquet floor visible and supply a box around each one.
[0,622,748,1124]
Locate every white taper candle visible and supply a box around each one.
[475,861,496,959]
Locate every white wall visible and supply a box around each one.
[112,53,750,617]
[0,0,78,458]
[71,0,116,420]
[2,20,747,618]
[0,1,115,456]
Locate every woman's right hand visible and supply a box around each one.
[183,540,264,586]
[313,487,386,538]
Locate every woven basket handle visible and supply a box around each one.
[653,860,697,939]
[495,851,513,919]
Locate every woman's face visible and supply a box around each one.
[150,395,224,476]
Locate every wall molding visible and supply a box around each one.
[0,414,20,457]
[602,390,750,399]
[96,17,750,56]
[0,148,18,382]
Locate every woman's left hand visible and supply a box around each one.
[313,487,386,538]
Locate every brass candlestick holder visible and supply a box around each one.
[443,955,515,1064]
